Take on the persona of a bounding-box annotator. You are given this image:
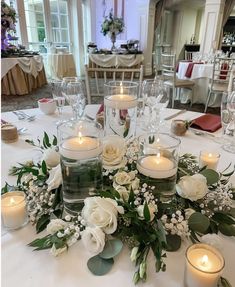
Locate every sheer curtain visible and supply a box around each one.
[219,0,235,47]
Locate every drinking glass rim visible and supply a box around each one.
[138,132,181,149]
[104,80,139,88]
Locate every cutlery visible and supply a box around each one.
[189,128,216,138]
[17,127,28,134]
[164,109,187,120]
[13,111,25,120]
[13,111,35,121]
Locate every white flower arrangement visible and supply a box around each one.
[3,134,235,285]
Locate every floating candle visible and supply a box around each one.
[104,94,137,109]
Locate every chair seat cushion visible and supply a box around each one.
[175,78,195,87]
[209,82,228,92]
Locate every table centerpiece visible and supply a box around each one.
[2,132,235,286]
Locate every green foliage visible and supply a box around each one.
[36,214,51,234]
[188,212,210,234]
[99,239,123,259]
[200,169,219,185]
[87,256,114,276]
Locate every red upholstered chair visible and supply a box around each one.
[204,57,235,112]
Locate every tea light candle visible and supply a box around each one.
[185,243,224,287]
[60,132,102,160]
[1,191,28,230]
[137,153,177,179]
[104,94,137,109]
[199,151,220,170]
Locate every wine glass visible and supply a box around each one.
[222,91,235,153]
[141,78,169,132]
[213,92,232,144]
[51,80,65,116]
[66,81,86,120]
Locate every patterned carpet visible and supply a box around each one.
[1,83,220,115]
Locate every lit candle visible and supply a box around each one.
[60,132,102,160]
[137,153,177,179]
[199,151,220,170]
[1,191,28,230]
[185,243,224,287]
[104,94,137,109]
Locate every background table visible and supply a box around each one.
[1,106,235,287]
[47,53,77,79]
[177,62,221,107]
[1,56,47,96]
[89,54,144,68]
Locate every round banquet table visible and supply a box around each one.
[1,106,235,287]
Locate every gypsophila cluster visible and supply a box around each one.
[133,183,158,208]
[161,211,190,238]
[125,138,139,164]
[201,183,233,217]
[21,173,57,224]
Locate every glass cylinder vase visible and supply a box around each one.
[137,133,181,202]
[104,81,139,140]
[57,119,103,215]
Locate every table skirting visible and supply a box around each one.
[89,54,144,68]
[47,53,77,79]
[1,105,235,287]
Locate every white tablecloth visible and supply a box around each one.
[89,54,144,68]
[47,53,77,79]
[1,56,44,79]
[2,106,235,287]
[177,62,221,107]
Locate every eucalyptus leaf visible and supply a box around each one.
[200,169,219,185]
[41,160,47,175]
[99,239,123,259]
[213,213,235,225]
[52,135,57,146]
[165,234,181,252]
[87,255,114,276]
[218,223,235,236]
[188,212,210,233]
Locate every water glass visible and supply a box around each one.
[51,80,65,115]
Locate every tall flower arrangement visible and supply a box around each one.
[101,10,124,50]
[1,0,17,50]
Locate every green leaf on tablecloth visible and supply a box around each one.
[36,214,50,233]
[218,277,232,287]
[99,239,123,259]
[52,135,57,146]
[218,223,235,236]
[200,169,219,185]
[143,202,150,222]
[188,212,210,233]
[43,132,51,148]
[87,255,114,276]
[28,234,53,250]
[165,234,181,252]
[41,160,47,175]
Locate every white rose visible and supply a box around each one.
[82,226,105,255]
[114,171,132,186]
[131,178,140,190]
[82,197,124,234]
[46,164,62,191]
[176,174,208,201]
[115,185,130,201]
[137,203,157,221]
[50,244,67,257]
[201,234,222,250]
[47,219,67,234]
[42,146,60,168]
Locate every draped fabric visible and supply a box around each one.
[219,0,235,47]
[153,0,167,50]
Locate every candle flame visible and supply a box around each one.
[10,197,15,205]
[201,255,208,266]
[155,152,161,164]
[120,82,123,95]
[208,153,212,158]
[78,132,83,144]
